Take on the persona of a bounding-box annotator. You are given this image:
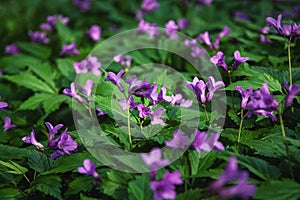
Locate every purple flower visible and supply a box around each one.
[119,96,137,111]
[60,42,79,56]
[74,55,101,76]
[213,26,231,50]
[40,14,69,32]
[5,44,20,55]
[0,99,8,112]
[137,104,151,118]
[138,20,159,38]
[284,81,300,107]
[125,76,151,96]
[164,20,179,39]
[104,70,125,92]
[150,171,183,200]
[3,117,16,131]
[184,39,206,58]
[72,0,91,11]
[45,122,63,148]
[185,77,207,103]
[87,25,101,41]
[246,82,279,121]
[96,108,106,116]
[209,156,256,200]
[234,11,249,21]
[266,14,299,37]
[233,50,249,70]
[114,54,132,70]
[22,130,44,150]
[150,108,165,125]
[210,51,228,71]
[63,82,83,103]
[141,148,169,170]
[141,0,159,13]
[50,150,65,160]
[191,130,224,152]
[28,31,50,44]
[78,159,100,179]
[198,31,213,49]
[56,129,78,155]
[259,34,272,43]
[235,86,253,109]
[177,18,189,29]
[179,99,193,108]
[81,80,94,97]
[166,130,189,150]
[206,76,225,102]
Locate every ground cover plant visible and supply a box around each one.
[1,0,300,199]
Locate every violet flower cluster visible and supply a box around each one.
[191,129,224,152]
[87,25,101,41]
[283,81,300,107]
[40,14,69,32]
[136,0,159,20]
[266,14,300,38]
[185,76,225,104]
[73,55,102,76]
[210,50,249,71]
[209,156,256,200]
[22,122,78,160]
[235,83,279,121]
[3,117,16,131]
[60,42,80,56]
[184,38,207,58]
[138,20,159,38]
[113,54,132,71]
[78,159,100,182]
[198,26,231,50]
[5,44,20,55]
[0,97,8,112]
[105,70,192,125]
[72,0,91,11]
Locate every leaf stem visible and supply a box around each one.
[202,104,209,123]
[287,36,292,86]
[228,70,235,110]
[23,174,31,184]
[238,109,245,143]
[127,106,133,149]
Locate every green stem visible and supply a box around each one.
[127,107,133,149]
[23,174,31,184]
[202,104,209,123]
[278,111,286,138]
[228,70,235,110]
[184,153,189,191]
[287,36,292,86]
[238,109,244,143]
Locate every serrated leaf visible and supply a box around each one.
[0,160,28,175]
[0,144,28,160]
[42,94,68,114]
[0,54,40,70]
[19,93,53,111]
[255,179,300,200]
[32,175,63,200]
[17,42,51,59]
[236,155,281,180]
[3,72,55,93]
[64,176,94,197]
[56,20,76,44]
[56,58,76,81]
[27,150,50,173]
[128,174,152,200]
[79,193,99,200]
[0,188,22,200]
[176,188,203,200]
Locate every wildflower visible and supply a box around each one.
[72,0,91,11]
[191,130,224,152]
[114,54,132,70]
[198,31,213,49]
[209,156,256,200]
[198,26,230,50]
[87,25,101,41]
[40,14,69,32]
[96,108,106,116]
[60,42,79,56]
[246,82,279,121]
[0,98,8,112]
[185,77,207,103]
[63,82,84,103]
[22,130,44,150]
[165,20,179,39]
[150,108,165,125]
[177,18,189,29]
[206,76,225,102]
[235,86,253,109]
[233,50,249,70]
[56,129,78,155]
[28,31,50,44]
[119,96,137,111]
[283,81,300,107]
[184,39,206,58]
[80,80,94,97]
[78,159,100,180]
[149,84,172,105]
[45,122,63,148]
[73,55,101,76]
[234,11,249,21]
[141,148,169,170]
[137,104,151,118]
[141,0,159,13]
[210,51,228,71]
[166,130,189,150]
[266,14,299,37]
[150,171,183,200]
[138,20,159,38]
[259,34,272,43]
[5,44,20,55]
[3,117,16,131]
[197,0,213,5]
[104,70,125,92]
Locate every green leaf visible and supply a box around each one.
[32,175,63,200]
[176,188,203,200]
[42,94,68,114]
[0,188,22,200]
[128,174,152,200]
[255,179,300,200]
[0,144,28,160]
[0,160,28,175]
[56,58,75,81]
[236,155,281,180]
[0,54,40,70]
[102,171,134,196]
[19,93,53,111]
[64,176,94,197]
[3,72,56,93]
[17,42,51,59]
[79,193,99,200]
[188,151,200,176]
[27,150,49,173]
[56,20,76,44]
